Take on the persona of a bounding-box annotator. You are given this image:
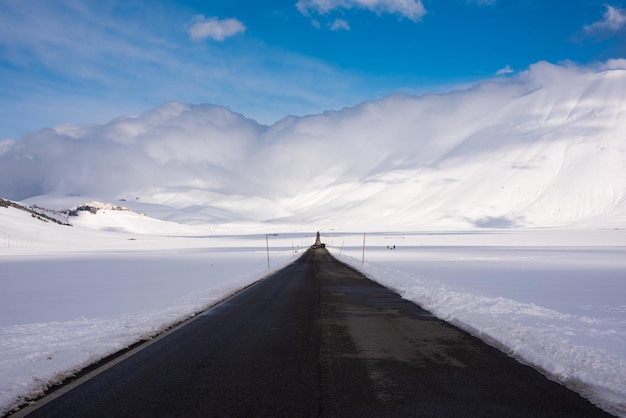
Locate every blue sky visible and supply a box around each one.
[1,0,626,139]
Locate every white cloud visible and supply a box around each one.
[496,64,513,76]
[597,58,626,70]
[187,15,246,41]
[330,18,351,31]
[296,0,427,22]
[0,102,265,199]
[584,5,626,35]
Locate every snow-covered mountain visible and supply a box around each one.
[1,60,625,229]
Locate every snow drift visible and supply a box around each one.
[1,60,625,229]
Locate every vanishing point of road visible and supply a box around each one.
[17,248,611,417]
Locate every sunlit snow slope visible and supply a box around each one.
[1,61,625,229]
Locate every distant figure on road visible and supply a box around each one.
[313,231,325,248]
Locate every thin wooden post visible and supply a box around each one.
[361,233,366,266]
[266,234,270,269]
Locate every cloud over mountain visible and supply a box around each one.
[1,61,625,228]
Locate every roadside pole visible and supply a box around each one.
[361,233,366,266]
[266,234,270,269]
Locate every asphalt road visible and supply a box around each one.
[17,248,611,417]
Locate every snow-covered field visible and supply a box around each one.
[1,204,625,416]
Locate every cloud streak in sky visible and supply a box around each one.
[496,65,513,76]
[330,18,350,31]
[187,15,246,41]
[584,5,626,35]
[296,0,427,21]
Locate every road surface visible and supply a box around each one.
[17,248,610,417]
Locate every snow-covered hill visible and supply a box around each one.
[1,60,625,229]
